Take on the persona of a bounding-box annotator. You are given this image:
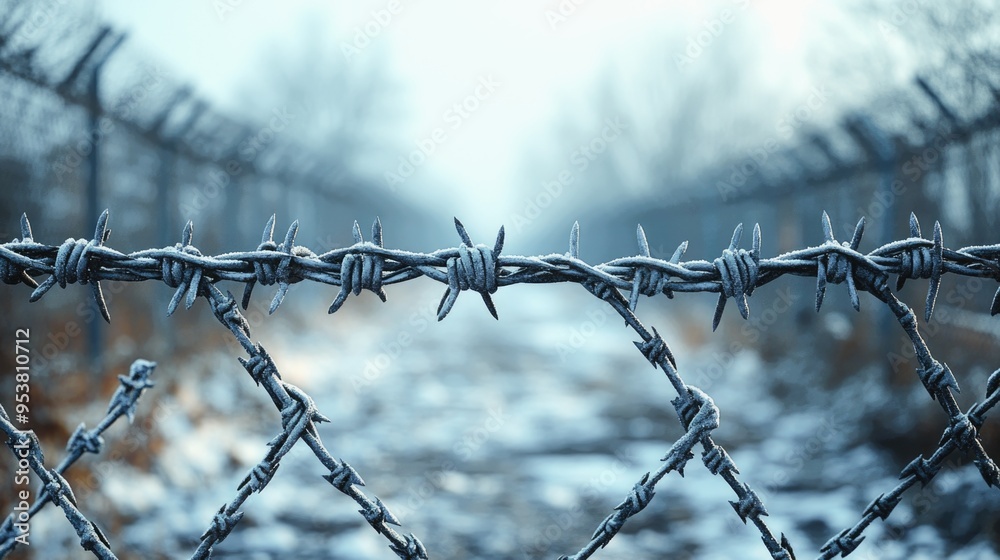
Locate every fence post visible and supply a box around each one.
[83,33,125,374]
[156,143,176,352]
[224,141,244,252]
[846,115,897,373]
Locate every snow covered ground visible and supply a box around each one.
[19,281,1000,559]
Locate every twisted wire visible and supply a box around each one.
[0,360,157,558]
[1,209,999,560]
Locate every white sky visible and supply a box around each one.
[94,0,904,224]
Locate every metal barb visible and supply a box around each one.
[815,213,865,313]
[437,218,502,321]
[569,221,580,258]
[712,222,760,330]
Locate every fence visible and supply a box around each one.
[604,52,1000,277]
[0,1,415,377]
[0,208,998,559]
[588,56,1000,411]
[0,0,362,243]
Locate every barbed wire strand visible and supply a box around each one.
[0,209,998,559]
[0,360,157,558]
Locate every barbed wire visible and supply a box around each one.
[0,359,157,559]
[0,209,998,559]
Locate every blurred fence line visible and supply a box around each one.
[0,1,371,244]
[0,2,408,369]
[0,208,997,559]
[598,61,1000,381]
[623,63,1000,262]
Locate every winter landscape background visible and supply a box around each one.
[1,1,999,558]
